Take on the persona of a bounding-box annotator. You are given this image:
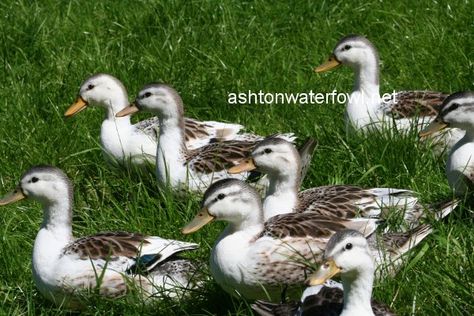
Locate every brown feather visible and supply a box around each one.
[384,90,448,118]
[63,232,150,260]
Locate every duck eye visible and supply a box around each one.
[217,193,225,200]
[143,92,152,98]
[31,177,39,183]
[344,45,351,51]
[87,84,94,90]
[264,148,272,154]
[450,103,460,111]
[345,243,353,250]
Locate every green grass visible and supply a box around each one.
[0,0,473,314]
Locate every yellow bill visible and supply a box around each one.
[64,96,88,117]
[0,188,26,206]
[314,54,341,73]
[306,259,341,286]
[182,208,215,234]
[419,119,448,137]
[116,103,140,117]
[227,158,257,174]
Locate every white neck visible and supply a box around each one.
[40,197,73,236]
[340,268,375,316]
[263,173,299,220]
[156,116,188,186]
[346,56,382,129]
[104,94,132,123]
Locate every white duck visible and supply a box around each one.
[182,178,381,301]
[420,91,474,195]
[65,73,258,167]
[315,35,464,149]
[0,166,200,309]
[116,83,295,192]
[228,137,423,225]
[182,179,456,302]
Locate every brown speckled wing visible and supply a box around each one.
[296,185,375,218]
[186,140,256,174]
[63,231,150,260]
[183,118,211,142]
[260,213,349,239]
[384,90,448,118]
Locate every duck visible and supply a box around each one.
[116,83,295,192]
[252,230,397,316]
[228,137,423,225]
[65,73,260,167]
[0,165,200,309]
[314,34,464,149]
[181,179,456,302]
[419,91,474,195]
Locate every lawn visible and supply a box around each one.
[0,0,473,315]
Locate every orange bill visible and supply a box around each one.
[0,187,25,206]
[314,54,341,73]
[182,208,215,234]
[227,158,257,174]
[116,103,140,117]
[306,259,341,286]
[64,96,88,117]
[419,119,448,137]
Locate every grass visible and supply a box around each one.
[0,0,473,314]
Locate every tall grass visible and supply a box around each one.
[0,0,472,314]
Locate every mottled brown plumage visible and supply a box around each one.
[260,214,349,239]
[383,90,448,119]
[62,231,150,260]
[186,140,257,173]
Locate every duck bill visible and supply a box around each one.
[0,187,25,206]
[64,96,88,117]
[182,208,215,234]
[314,54,341,73]
[306,259,341,286]
[227,158,257,174]
[419,119,448,137]
[116,103,140,117]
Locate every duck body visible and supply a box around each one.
[315,35,464,149]
[0,166,199,308]
[210,223,331,300]
[229,138,423,226]
[118,83,294,193]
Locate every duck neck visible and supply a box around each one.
[341,267,375,316]
[104,92,132,126]
[462,128,474,141]
[40,195,74,238]
[156,114,188,185]
[227,203,264,234]
[353,58,380,97]
[346,54,381,128]
[263,171,299,220]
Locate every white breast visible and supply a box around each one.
[446,137,474,195]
